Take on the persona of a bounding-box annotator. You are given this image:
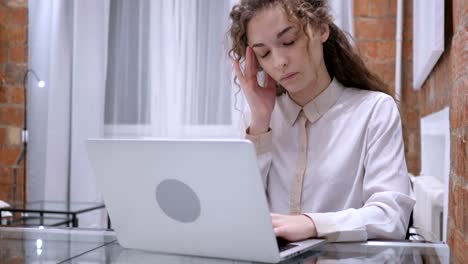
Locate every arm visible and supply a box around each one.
[305,97,415,242]
[245,128,273,191]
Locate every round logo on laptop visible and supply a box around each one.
[155,179,201,223]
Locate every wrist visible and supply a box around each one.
[302,214,318,238]
[249,120,270,136]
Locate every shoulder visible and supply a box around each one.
[339,86,399,118]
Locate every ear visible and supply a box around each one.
[319,23,330,43]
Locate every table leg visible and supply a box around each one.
[107,215,111,229]
[72,214,78,227]
[39,212,44,225]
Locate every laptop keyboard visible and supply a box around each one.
[276,237,299,252]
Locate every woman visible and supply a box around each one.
[228,0,415,242]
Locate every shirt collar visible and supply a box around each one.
[278,78,345,126]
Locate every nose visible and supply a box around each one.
[273,50,288,70]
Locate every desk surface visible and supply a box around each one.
[0,227,450,263]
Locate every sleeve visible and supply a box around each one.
[305,96,415,242]
[241,110,274,192]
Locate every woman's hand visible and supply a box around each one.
[271,213,318,242]
[233,46,276,135]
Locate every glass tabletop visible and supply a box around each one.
[2,200,104,213]
[0,227,451,263]
[4,216,73,227]
[69,239,451,263]
[0,227,116,263]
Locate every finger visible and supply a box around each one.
[232,59,246,86]
[270,213,282,219]
[265,74,276,92]
[244,47,259,80]
[274,226,286,237]
[272,219,282,227]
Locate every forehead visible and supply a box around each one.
[246,5,295,45]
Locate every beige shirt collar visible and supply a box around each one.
[278,78,345,126]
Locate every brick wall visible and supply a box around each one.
[355,0,467,262]
[354,0,421,175]
[0,0,28,205]
[446,0,468,262]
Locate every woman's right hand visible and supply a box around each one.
[233,46,276,135]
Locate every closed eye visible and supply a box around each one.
[260,51,270,58]
[259,40,295,58]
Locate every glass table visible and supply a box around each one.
[0,227,451,263]
[0,201,109,228]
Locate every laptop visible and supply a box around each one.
[86,138,325,263]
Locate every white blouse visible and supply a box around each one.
[245,78,415,242]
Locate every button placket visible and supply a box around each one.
[289,111,309,215]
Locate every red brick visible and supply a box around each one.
[0,25,6,45]
[449,179,455,223]
[381,18,396,40]
[0,87,6,103]
[465,133,468,182]
[403,17,412,41]
[0,87,23,104]
[0,167,13,184]
[0,127,5,145]
[377,40,396,61]
[357,41,378,59]
[373,62,395,84]
[0,146,21,165]
[453,229,466,264]
[455,134,466,178]
[402,40,412,59]
[402,82,418,104]
[463,0,468,27]
[4,0,27,9]
[454,29,468,80]
[5,126,21,145]
[0,6,8,25]
[434,54,452,91]
[8,86,23,104]
[464,186,468,240]
[9,8,26,25]
[0,46,6,64]
[452,0,462,31]
[0,183,13,201]
[404,0,413,19]
[454,184,465,233]
[354,0,370,17]
[405,152,420,175]
[4,63,26,85]
[402,110,419,130]
[388,0,397,17]
[9,46,25,62]
[451,79,466,129]
[355,18,381,40]
[0,106,23,126]
[369,0,389,17]
[5,26,26,45]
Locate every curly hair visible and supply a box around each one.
[228,0,394,99]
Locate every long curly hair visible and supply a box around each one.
[228,0,394,99]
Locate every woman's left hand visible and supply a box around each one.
[271,213,318,242]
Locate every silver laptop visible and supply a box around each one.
[86,138,325,263]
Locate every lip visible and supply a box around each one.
[280,72,298,82]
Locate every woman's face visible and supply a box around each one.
[246,5,329,96]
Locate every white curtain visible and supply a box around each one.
[28,0,109,228]
[330,0,354,36]
[105,0,241,139]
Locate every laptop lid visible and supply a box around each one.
[86,138,324,263]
